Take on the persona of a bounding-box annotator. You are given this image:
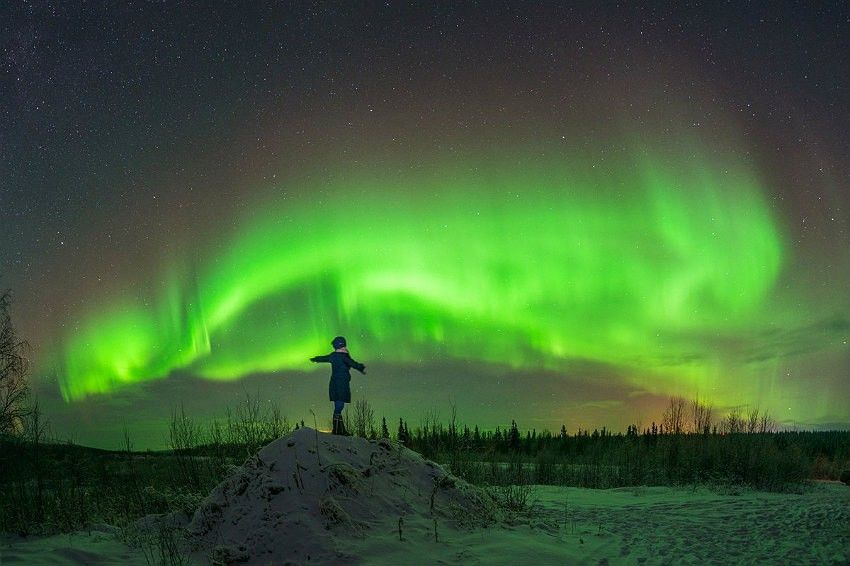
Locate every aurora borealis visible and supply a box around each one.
[3,3,849,448]
[57,143,785,399]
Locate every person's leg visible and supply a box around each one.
[332,400,345,434]
[334,400,349,435]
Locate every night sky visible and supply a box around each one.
[3,2,849,449]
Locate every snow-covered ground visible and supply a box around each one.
[2,429,848,565]
[0,524,147,565]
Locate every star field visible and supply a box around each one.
[1,2,848,448]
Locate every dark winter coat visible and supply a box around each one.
[310,351,366,403]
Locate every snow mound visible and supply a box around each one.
[185,428,501,564]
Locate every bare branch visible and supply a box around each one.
[0,290,31,436]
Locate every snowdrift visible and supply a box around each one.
[184,428,501,564]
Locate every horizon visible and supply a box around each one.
[13,410,850,453]
[26,375,850,451]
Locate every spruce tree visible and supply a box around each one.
[509,420,521,452]
[397,418,406,443]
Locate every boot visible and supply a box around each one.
[338,415,350,437]
[332,414,341,435]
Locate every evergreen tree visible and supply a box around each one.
[560,424,568,439]
[381,416,389,439]
[508,420,521,451]
[397,418,406,444]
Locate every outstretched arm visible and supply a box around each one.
[345,354,366,374]
[310,354,331,363]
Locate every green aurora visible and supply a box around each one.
[55,140,792,409]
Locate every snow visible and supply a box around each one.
[183,427,502,563]
[2,428,848,564]
[0,524,147,564]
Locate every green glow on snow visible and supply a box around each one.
[56,143,785,402]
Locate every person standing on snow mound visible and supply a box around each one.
[309,336,366,435]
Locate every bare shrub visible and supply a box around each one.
[721,408,744,434]
[265,405,289,439]
[351,399,376,438]
[758,411,776,434]
[490,483,534,513]
[662,396,687,435]
[737,407,776,434]
[0,291,30,436]
[230,391,264,451]
[27,398,50,525]
[747,408,760,434]
[690,395,713,435]
[225,391,291,453]
[134,519,191,566]
[169,403,203,490]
